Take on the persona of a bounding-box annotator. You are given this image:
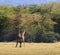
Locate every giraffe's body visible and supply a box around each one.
[16,30,25,47]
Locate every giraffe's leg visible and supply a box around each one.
[20,42,21,47]
[19,42,22,47]
[20,42,22,47]
[16,41,18,47]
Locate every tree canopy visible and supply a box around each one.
[0,2,60,42]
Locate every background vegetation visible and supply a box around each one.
[0,2,60,42]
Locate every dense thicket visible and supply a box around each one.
[0,3,60,42]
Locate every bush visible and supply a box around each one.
[34,31,57,43]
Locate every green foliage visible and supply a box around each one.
[0,3,60,42]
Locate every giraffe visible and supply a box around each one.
[22,30,25,46]
[16,30,25,47]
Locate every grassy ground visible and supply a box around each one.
[0,42,60,55]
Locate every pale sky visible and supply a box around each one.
[0,0,59,6]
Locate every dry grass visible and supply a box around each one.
[0,42,60,55]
